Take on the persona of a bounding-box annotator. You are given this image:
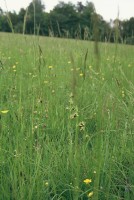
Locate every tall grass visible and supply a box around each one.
[0,32,134,200]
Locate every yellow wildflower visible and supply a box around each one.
[44,80,48,84]
[48,66,53,69]
[45,182,49,186]
[79,73,83,77]
[122,91,125,97]
[83,179,92,184]
[1,110,9,114]
[12,65,16,69]
[87,191,93,198]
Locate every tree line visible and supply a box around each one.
[0,0,134,44]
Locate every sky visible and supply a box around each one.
[0,0,134,21]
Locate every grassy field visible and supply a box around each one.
[0,32,134,200]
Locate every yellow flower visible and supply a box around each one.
[1,110,9,114]
[44,80,48,84]
[12,65,16,69]
[83,179,92,184]
[122,90,125,97]
[48,66,53,69]
[79,73,83,77]
[87,191,93,198]
[45,182,49,186]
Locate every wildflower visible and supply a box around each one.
[70,112,79,119]
[78,121,85,131]
[83,179,92,184]
[69,92,74,98]
[87,191,93,198]
[48,65,53,69]
[44,80,48,84]
[122,90,125,97]
[45,182,49,186]
[69,98,73,105]
[79,73,83,77]
[33,111,38,114]
[68,61,71,64]
[12,65,16,69]
[66,106,69,110]
[1,110,9,114]
[32,75,37,78]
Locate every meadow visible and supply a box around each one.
[0,32,134,200]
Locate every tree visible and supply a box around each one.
[48,1,79,37]
[26,0,45,34]
[76,2,85,13]
[77,1,95,39]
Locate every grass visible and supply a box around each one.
[0,32,134,200]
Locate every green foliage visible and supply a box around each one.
[0,1,134,41]
[48,2,79,37]
[126,37,134,45]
